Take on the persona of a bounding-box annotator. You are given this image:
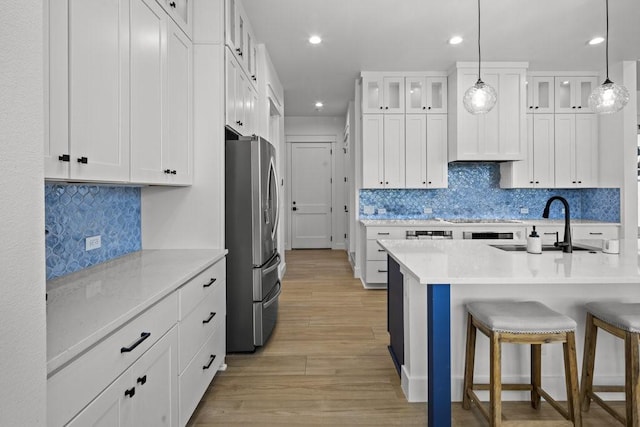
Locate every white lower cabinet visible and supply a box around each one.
[48,256,227,427]
[67,327,178,427]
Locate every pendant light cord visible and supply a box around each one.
[477,0,482,83]
[605,0,610,81]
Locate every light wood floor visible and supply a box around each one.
[187,249,623,426]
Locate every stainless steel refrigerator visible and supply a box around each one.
[225,135,281,352]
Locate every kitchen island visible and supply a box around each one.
[377,238,640,426]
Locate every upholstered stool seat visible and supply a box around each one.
[580,302,640,426]
[463,300,582,426]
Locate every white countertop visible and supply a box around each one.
[46,249,226,375]
[377,239,639,286]
[360,219,619,227]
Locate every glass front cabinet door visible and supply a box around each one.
[405,77,447,114]
[554,76,598,113]
[526,76,554,114]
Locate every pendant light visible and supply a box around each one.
[463,0,497,115]
[588,0,629,114]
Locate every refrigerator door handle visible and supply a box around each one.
[262,253,281,276]
[263,281,282,309]
[269,158,280,240]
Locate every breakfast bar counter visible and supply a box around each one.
[377,239,640,426]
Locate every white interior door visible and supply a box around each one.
[290,142,332,248]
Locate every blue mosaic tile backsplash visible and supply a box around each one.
[45,184,142,280]
[359,163,620,222]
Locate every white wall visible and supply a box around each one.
[284,116,347,250]
[0,0,47,424]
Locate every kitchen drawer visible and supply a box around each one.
[365,227,405,240]
[366,260,389,284]
[179,322,225,427]
[179,258,226,320]
[367,239,388,261]
[48,292,178,427]
[572,226,619,241]
[178,280,226,373]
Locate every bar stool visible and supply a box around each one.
[580,302,640,426]
[462,300,581,426]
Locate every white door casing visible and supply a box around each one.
[290,142,332,248]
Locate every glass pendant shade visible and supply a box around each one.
[463,79,497,115]
[588,79,630,114]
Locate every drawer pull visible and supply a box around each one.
[124,387,135,398]
[137,375,147,385]
[377,249,386,252]
[202,312,216,324]
[377,232,390,236]
[203,278,217,288]
[202,354,216,370]
[377,269,388,273]
[120,332,151,353]
[589,232,603,235]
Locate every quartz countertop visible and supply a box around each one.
[46,249,226,375]
[377,239,638,286]
[360,219,619,227]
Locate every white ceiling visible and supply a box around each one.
[241,0,640,117]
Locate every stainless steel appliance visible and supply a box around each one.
[225,135,281,352]
[405,230,453,240]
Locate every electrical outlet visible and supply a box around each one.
[423,207,433,214]
[377,208,387,214]
[85,235,101,251]
[520,207,529,214]
[363,205,375,215]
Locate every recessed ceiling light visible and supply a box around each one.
[449,36,463,45]
[315,101,323,108]
[588,36,605,45]
[309,35,322,45]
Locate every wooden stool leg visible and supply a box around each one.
[624,331,640,427]
[462,314,477,410]
[490,332,502,427]
[563,331,582,426]
[581,313,598,412]
[531,343,541,409]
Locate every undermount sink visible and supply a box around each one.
[490,244,596,252]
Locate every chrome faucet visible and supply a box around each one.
[542,196,572,253]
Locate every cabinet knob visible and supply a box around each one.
[530,181,534,184]
[137,375,147,385]
[428,181,432,184]
[385,106,389,110]
[535,181,540,184]
[164,169,171,174]
[572,181,577,183]
[236,120,241,125]
[171,170,177,175]
[535,106,539,109]
[428,106,431,110]
[124,387,136,398]
[529,106,533,109]
[252,75,256,81]
[77,156,88,164]
[385,181,389,184]
[236,48,243,57]
[422,181,426,184]
[379,181,383,185]
[379,106,383,110]
[577,106,582,109]
[169,1,176,7]
[58,154,70,162]
[578,180,582,183]
[572,106,576,109]
[422,106,426,110]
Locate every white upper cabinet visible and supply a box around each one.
[500,114,555,188]
[157,0,192,38]
[45,0,131,182]
[362,74,405,114]
[526,76,554,114]
[448,62,527,161]
[130,2,193,185]
[554,114,598,188]
[225,47,257,136]
[554,76,598,113]
[405,77,447,114]
[405,114,448,189]
[362,114,405,188]
[225,0,256,88]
